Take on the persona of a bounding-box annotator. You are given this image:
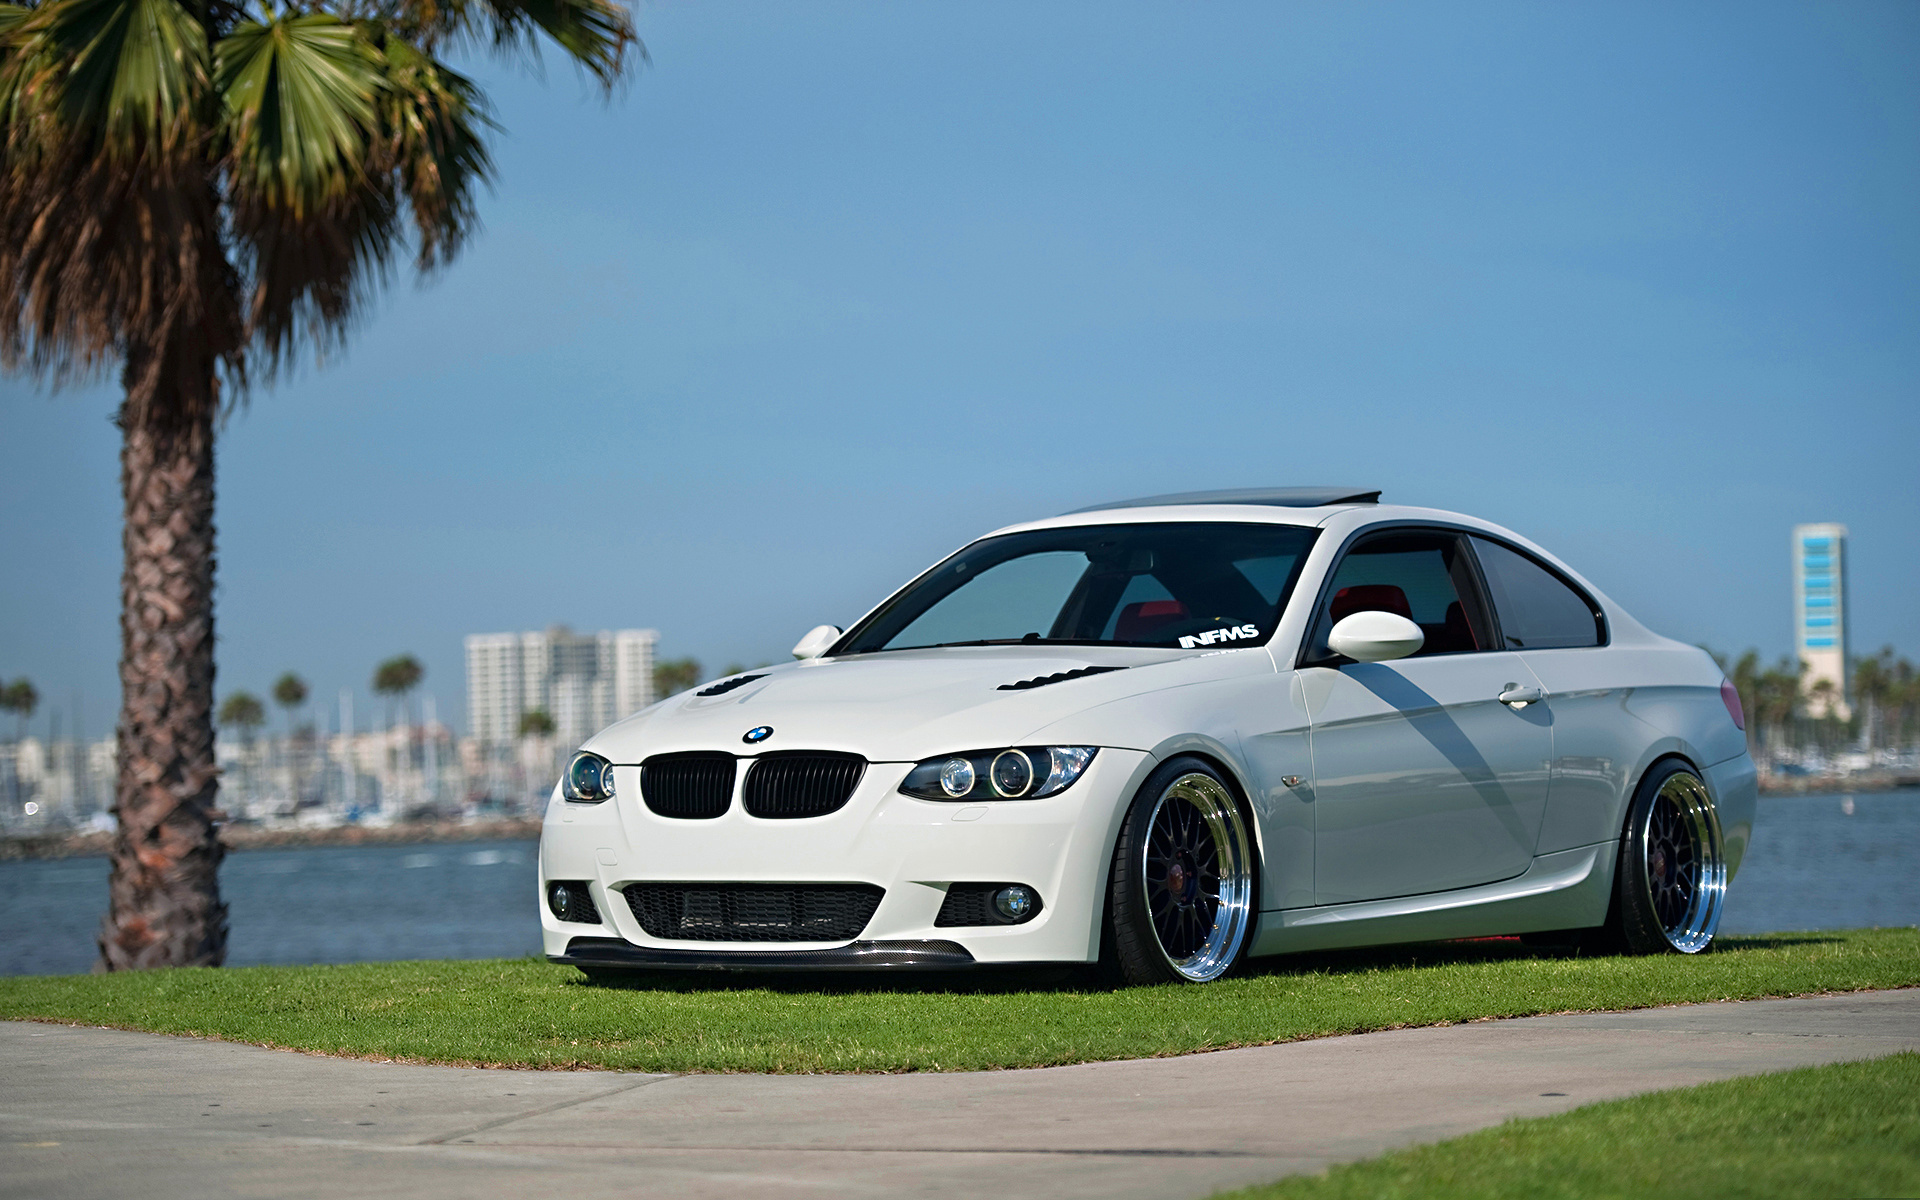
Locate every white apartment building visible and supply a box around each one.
[465,626,658,747]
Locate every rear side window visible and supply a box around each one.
[1471,537,1604,649]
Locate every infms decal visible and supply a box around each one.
[1179,624,1259,649]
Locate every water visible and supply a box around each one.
[2,790,1915,975]
[1,840,541,976]
[1717,789,1920,936]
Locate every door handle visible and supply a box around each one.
[1498,684,1544,708]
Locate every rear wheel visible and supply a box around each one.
[1105,757,1256,985]
[1606,761,1727,954]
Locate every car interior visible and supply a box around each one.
[1308,531,1496,661]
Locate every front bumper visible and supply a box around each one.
[551,936,980,972]
[538,748,1154,969]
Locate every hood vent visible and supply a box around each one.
[996,665,1126,692]
[696,673,765,698]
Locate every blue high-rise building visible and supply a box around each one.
[1792,523,1849,719]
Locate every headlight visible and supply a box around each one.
[562,751,615,803]
[901,746,1097,801]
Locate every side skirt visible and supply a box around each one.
[1249,842,1616,957]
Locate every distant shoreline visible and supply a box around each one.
[1759,774,1920,796]
[3,777,1915,862]
[0,818,542,862]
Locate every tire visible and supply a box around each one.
[1605,760,1728,954]
[1105,756,1256,985]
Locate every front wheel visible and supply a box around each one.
[1105,757,1256,985]
[1606,760,1728,954]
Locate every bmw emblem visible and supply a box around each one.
[743,726,774,745]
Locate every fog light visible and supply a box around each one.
[547,882,572,920]
[993,885,1035,921]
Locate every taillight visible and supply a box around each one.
[1720,679,1745,731]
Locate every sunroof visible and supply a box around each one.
[1068,487,1382,514]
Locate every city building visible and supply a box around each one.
[465,626,658,747]
[1792,523,1850,719]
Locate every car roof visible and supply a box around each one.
[1066,486,1382,512]
[987,499,1565,560]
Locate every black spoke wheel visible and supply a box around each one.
[1608,761,1726,954]
[1106,757,1254,984]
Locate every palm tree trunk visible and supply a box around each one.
[98,348,227,971]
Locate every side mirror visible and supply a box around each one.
[791,624,842,660]
[1327,611,1424,663]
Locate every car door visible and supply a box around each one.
[1467,535,1625,855]
[1301,528,1554,904]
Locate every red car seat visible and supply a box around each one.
[1115,599,1188,641]
[1329,584,1412,623]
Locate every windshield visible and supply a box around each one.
[839,522,1320,654]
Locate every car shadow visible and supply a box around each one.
[561,931,1845,996]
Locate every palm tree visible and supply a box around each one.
[217,689,265,806]
[1,676,35,811]
[653,657,701,697]
[1,676,35,742]
[271,671,307,730]
[0,0,636,970]
[271,669,307,802]
[1853,648,1895,755]
[372,654,422,726]
[217,690,264,738]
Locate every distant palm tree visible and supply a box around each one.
[217,689,265,804]
[1,676,34,810]
[1,677,35,742]
[1853,648,1895,754]
[1,0,637,970]
[653,657,702,697]
[271,670,308,802]
[517,709,555,737]
[218,691,265,739]
[271,672,308,731]
[372,655,423,727]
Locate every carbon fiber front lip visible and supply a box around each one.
[552,935,978,972]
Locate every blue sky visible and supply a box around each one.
[3,0,1916,737]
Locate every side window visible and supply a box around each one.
[1471,537,1604,649]
[1308,531,1494,661]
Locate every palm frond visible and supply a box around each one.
[479,0,638,90]
[0,0,241,405]
[395,0,638,91]
[35,0,209,150]
[216,14,384,213]
[0,136,244,410]
[221,23,497,370]
[227,180,397,372]
[376,33,490,268]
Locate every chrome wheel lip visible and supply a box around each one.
[1140,772,1253,982]
[1640,770,1726,954]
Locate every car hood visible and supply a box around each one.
[581,644,1270,763]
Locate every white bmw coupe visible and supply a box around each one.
[540,488,1756,985]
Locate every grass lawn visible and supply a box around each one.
[0,928,1912,1073]
[1220,1052,1920,1200]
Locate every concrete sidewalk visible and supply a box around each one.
[3,989,1916,1199]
